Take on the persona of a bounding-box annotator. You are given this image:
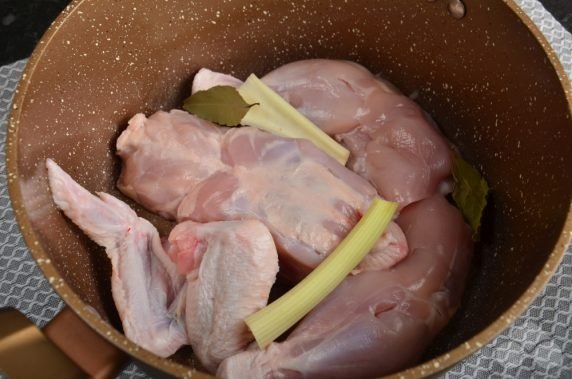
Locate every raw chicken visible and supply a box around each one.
[354,221,410,274]
[337,105,453,207]
[47,160,279,372]
[192,60,452,207]
[167,220,279,372]
[51,57,474,378]
[218,195,473,379]
[46,159,187,357]
[192,68,243,94]
[116,110,227,219]
[177,127,408,281]
[263,59,452,207]
[115,107,408,281]
[262,60,395,136]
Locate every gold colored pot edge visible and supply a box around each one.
[5,0,571,378]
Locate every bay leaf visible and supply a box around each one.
[452,156,489,240]
[183,86,255,126]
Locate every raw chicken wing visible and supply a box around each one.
[167,220,279,372]
[48,160,279,373]
[46,159,187,357]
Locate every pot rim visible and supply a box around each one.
[5,0,571,378]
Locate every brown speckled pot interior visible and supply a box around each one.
[6,0,572,378]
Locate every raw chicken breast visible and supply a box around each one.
[354,221,409,275]
[338,104,452,207]
[262,59,397,135]
[167,220,279,372]
[116,110,227,219]
[262,59,452,207]
[218,195,473,379]
[177,127,408,281]
[46,159,187,357]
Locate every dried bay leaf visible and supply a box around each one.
[183,86,256,126]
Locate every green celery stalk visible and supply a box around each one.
[245,197,398,348]
[238,74,350,165]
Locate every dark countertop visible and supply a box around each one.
[1,0,571,67]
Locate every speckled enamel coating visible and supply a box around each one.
[6,0,572,378]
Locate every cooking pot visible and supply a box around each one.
[5,0,572,377]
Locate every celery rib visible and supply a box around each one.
[245,197,398,349]
[238,74,350,165]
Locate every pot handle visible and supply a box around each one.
[0,307,128,379]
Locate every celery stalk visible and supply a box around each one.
[238,74,350,165]
[245,197,398,348]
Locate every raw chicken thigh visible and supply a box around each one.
[177,127,408,281]
[47,160,278,372]
[218,195,473,379]
[116,110,226,219]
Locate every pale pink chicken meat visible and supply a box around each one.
[192,68,243,94]
[47,159,279,372]
[192,60,452,207]
[218,195,473,379]
[167,220,278,372]
[50,56,475,379]
[262,59,453,207]
[46,159,187,357]
[337,101,453,207]
[116,108,408,280]
[261,60,397,136]
[116,110,227,219]
[177,127,408,281]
